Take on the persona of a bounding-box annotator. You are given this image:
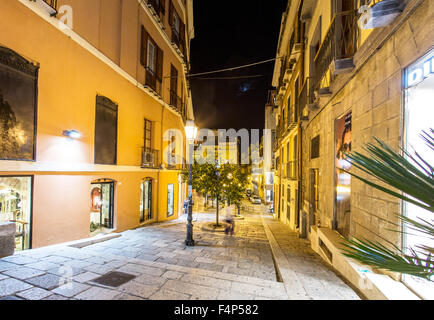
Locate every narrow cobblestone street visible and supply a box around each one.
[0,209,360,300]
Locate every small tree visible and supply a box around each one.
[182,162,248,226]
[221,164,248,216]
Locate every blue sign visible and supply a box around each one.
[405,52,434,88]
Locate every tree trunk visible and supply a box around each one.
[216,198,219,227]
[204,194,207,209]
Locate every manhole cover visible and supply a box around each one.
[92,271,136,287]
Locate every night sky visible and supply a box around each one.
[190,0,287,131]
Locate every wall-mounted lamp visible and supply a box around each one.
[62,130,82,139]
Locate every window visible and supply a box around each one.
[311,169,319,212]
[403,49,434,299]
[167,184,174,217]
[94,96,118,165]
[169,0,185,53]
[144,118,152,150]
[311,135,320,159]
[147,41,156,73]
[0,46,38,161]
[287,187,291,220]
[170,65,179,108]
[141,26,163,94]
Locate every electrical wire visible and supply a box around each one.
[163,56,282,79]
[193,74,265,80]
[186,57,282,78]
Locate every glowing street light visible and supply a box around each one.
[184,120,198,246]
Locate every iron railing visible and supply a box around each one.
[266,90,277,106]
[299,77,315,110]
[147,0,165,18]
[171,27,186,56]
[286,161,298,180]
[313,11,357,92]
[141,148,160,168]
[43,0,57,10]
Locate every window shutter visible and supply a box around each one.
[156,46,164,81]
[168,0,173,26]
[180,21,186,53]
[140,25,148,67]
[160,0,166,15]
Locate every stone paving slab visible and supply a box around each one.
[0,211,360,300]
[16,287,52,300]
[0,278,33,297]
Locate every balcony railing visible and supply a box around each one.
[286,161,298,180]
[313,11,357,92]
[266,90,277,106]
[299,77,317,112]
[147,0,165,19]
[145,68,162,95]
[141,148,160,169]
[43,0,57,10]
[171,27,186,56]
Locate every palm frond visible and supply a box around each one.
[340,129,434,280]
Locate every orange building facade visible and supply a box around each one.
[0,0,195,249]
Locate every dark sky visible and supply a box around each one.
[190,0,287,131]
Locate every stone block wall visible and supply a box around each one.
[302,0,434,248]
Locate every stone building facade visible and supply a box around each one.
[270,0,433,299]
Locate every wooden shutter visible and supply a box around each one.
[168,0,173,26]
[170,65,178,94]
[140,25,148,67]
[180,21,186,53]
[156,46,164,81]
[160,0,166,15]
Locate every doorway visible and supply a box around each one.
[90,181,114,233]
[140,179,153,223]
[334,111,352,238]
[0,176,33,250]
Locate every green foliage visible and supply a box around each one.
[220,164,248,206]
[340,129,434,281]
[182,162,248,224]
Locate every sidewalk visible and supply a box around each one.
[0,210,360,300]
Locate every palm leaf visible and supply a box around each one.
[340,129,434,281]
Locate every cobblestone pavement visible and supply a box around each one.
[0,210,360,300]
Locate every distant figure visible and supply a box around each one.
[224,205,235,236]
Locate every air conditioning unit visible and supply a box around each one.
[142,151,155,167]
[283,67,293,82]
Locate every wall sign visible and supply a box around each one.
[405,53,434,89]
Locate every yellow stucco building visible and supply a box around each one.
[0,0,195,249]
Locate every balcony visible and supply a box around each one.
[313,11,357,93]
[357,0,405,30]
[32,0,57,16]
[147,0,165,22]
[171,28,186,57]
[299,77,318,114]
[141,148,160,169]
[266,90,277,106]
[286,161,298,180]
[145,68,162,96]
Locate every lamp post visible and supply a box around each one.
[184,120,198,246]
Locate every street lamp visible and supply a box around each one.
[184,120,198,246]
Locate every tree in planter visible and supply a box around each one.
[220,163,248,216]
[182,162,248,227]
[182,162,224,226]
[340,129,433,281]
